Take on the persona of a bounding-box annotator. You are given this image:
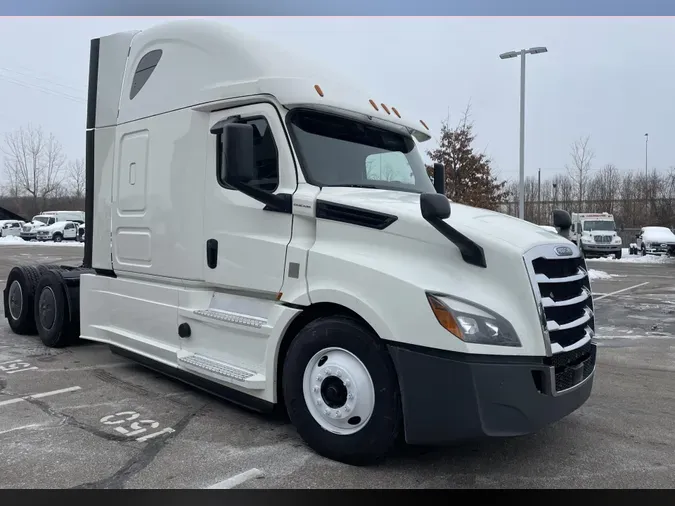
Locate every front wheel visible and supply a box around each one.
[53,233,63,243]
[614,249,622,260]
[282,316,402,466]
[641,246,647,256]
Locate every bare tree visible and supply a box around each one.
[67,158,85,198]
[2,124,66,216]
[566,135,595,207]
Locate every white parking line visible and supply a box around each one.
[207,468,264,489]
[0,423,46,435]
[594,282,649,302]
[0,386,82,407]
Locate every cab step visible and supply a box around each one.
[178,307,268,332]
[177,351,265,390]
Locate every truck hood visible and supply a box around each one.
[23,221,48,231]
[643,230,675,243]
[37,223,63,233]
[318,187,567,254]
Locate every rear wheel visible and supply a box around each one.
[282,316,402,466]
[34,270,76,348]
[4,266,42,334]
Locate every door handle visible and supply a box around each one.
[206,239,218,269]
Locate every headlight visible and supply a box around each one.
[581,236,593,244]
[613,237,621,244]
[426,293,521,347]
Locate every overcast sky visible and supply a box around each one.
[0,17,672,184]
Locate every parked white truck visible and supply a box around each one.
[570,212,622,259]
[2,20,597,465]
[20,210,85,241]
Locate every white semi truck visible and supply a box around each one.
[570,212,623,259]
[2,20,597,465]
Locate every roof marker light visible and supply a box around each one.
[380,103,391,115]
[420,120,429,130]
[314,85,324,97]
[391,107,401,118]
[369,99,379,111]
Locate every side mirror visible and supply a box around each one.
[210,118,291,214]
[420,192,450,220]
[552,209,572,239]
[433,163,445,195]
[218,123,256,186]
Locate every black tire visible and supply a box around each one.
[3,266,42,335]
[615,249,622,260]
[641,246,646,256]
[282,316,402,466]
[33,270,75,348]
[53,233,63,243]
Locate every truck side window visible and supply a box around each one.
[217,117,279,193]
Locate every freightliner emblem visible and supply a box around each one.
[554,246,573,257]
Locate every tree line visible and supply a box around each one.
[426,108,674,229]
[0,124,85,219]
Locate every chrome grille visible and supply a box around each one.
[594,235,612,243]
[524,245,595,354]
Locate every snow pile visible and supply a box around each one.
[591,253,672,264]
[0,236,83,247]
[588,269,614,280]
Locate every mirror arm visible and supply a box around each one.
[228,179,292,214]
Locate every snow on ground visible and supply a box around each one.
[591,252,673,264]
[587,247,674,264]
[0,236,83,247]
[588,269,617,280]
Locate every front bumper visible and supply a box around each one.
[20,232,37,240]
[581,243,621,253]
[387,342,596,445]
[645,244,675,255]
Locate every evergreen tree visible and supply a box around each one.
[426,109,508,211]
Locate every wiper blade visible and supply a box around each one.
[337,184,380,189]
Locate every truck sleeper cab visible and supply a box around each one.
[2,20,596,465]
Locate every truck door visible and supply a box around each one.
[63,222,77,240]
[202,103,297,295]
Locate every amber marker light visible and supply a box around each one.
[426,294,463,339]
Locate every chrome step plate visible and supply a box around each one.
[177,353,265,390]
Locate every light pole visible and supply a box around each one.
[644,133,648,177]
[500,46,548,220]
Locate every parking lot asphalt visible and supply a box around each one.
[0,244,674,488]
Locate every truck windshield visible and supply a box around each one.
[33,216,49,224]
[584,220,615,231]
[287,109,436,194]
